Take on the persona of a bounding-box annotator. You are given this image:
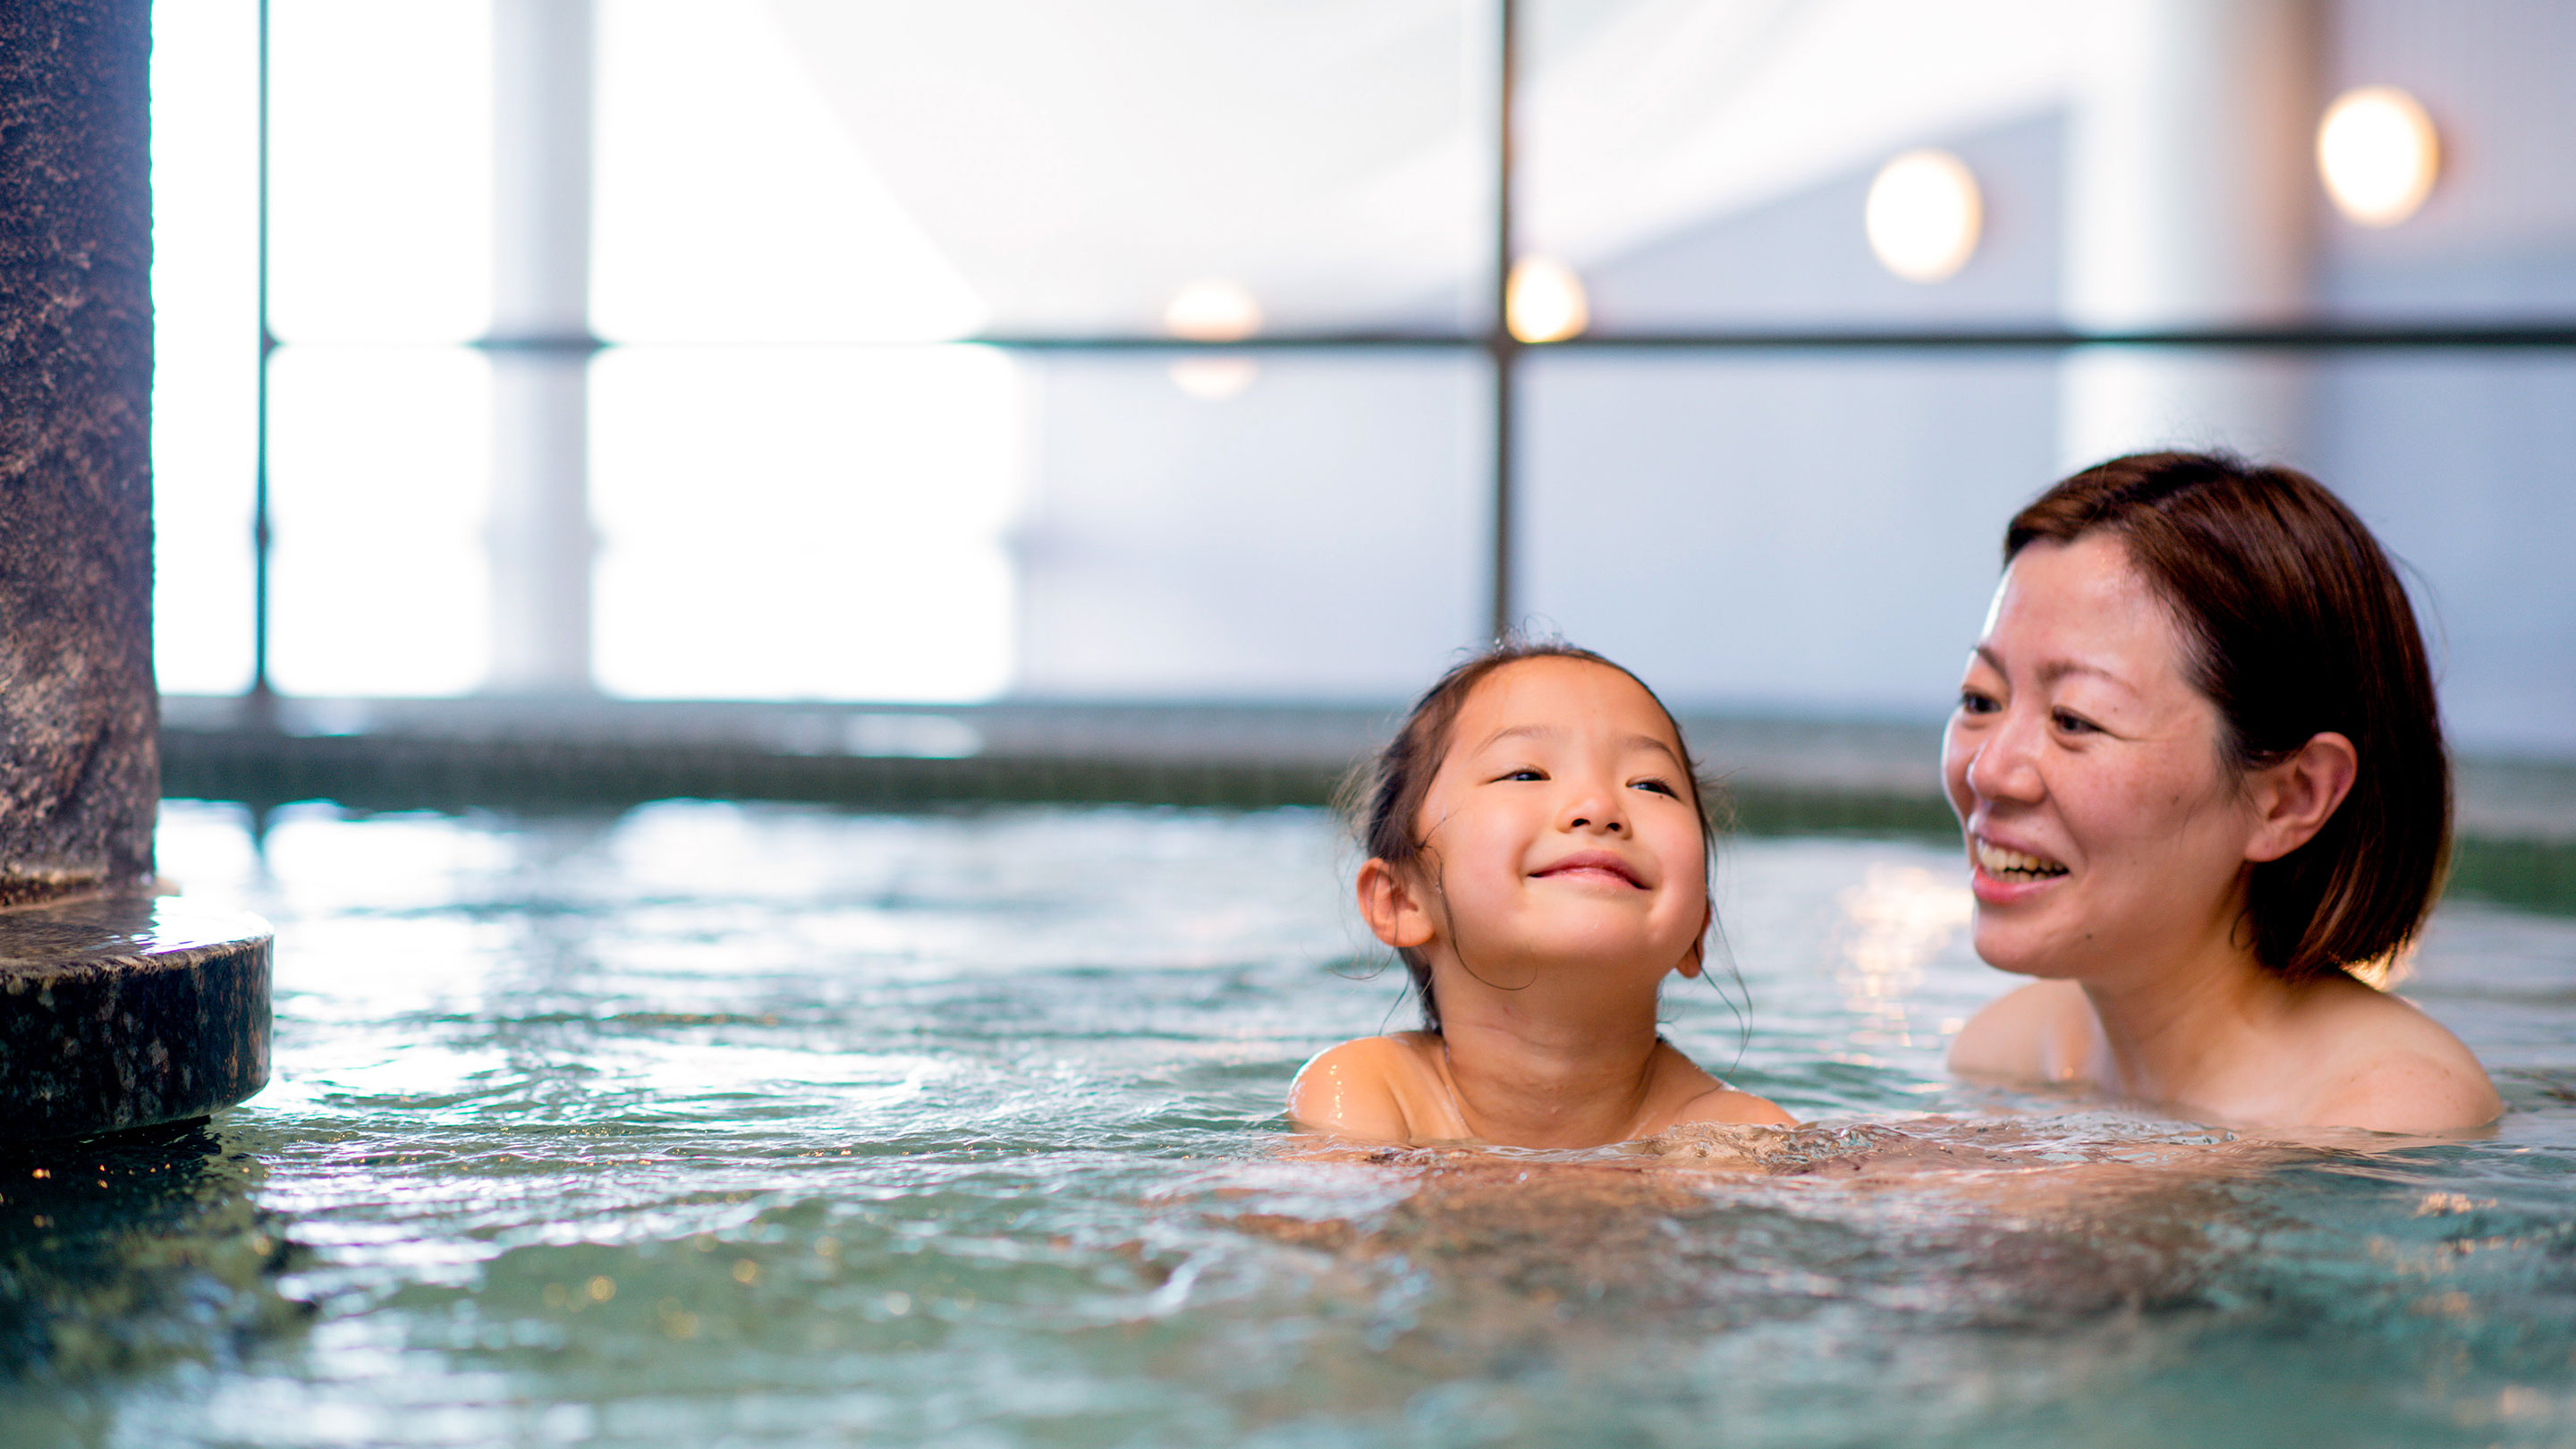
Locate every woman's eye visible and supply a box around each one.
[2052,709,2097,735]
[1957,689,1999,716]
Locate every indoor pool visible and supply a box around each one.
[5,800,2576,1447]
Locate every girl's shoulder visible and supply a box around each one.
[1295,1031,1441,1083]
[1285,1033,1462,1144]
[1665,1085,1798,1128]
[1652,1040,1797,1128]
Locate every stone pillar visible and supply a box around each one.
[486,0,597,695]
[0,0,273,1146]
[2059,0,2320,470]
[0,0,158,903]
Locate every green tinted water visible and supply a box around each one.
[4,801,2574,1446]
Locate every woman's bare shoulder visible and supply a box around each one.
[2298,979,2502,1132]
[1284,1033,1444,1143]
[1947,979,2097,1083]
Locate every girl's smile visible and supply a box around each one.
[1530,849,1648,890]
[1404,657,1708,979]
[1292,642,1795,1147]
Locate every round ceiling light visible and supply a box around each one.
[2318,85,2439,227]
[1505,257,1589,344]
[1864,149,1982,284]
[1163,279,1263,342]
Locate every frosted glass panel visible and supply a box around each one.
[1014,352,1485,699]
[267,0,493,343]
[2318,3,2576,320]
[589,346,1021,701]
[267,348,494,697]
[151,0,260,694]
[591,0,986,343]
[1523,3,2075,330]
[1521,349,2576,761]
[2313,353,2576,757]
[1518,352,2060,717]
[592,0,1479,340]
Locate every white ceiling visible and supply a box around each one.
[749,0,2084,333]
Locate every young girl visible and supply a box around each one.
[1287,641,1795,1148]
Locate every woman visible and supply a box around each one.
[1944,452,2500,1132]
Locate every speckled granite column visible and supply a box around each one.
[0,1,274,1143]
[0,0,157,905]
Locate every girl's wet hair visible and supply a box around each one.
[1344,638,1727,1032]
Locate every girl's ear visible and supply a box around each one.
[1674,899,1713,979]
[1356,857,1436,951]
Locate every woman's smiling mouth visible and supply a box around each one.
[1531,851,1647,888]
[1973,837,2068,881]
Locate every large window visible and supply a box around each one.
[150,1,2576,756]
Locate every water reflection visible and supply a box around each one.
[0,1121,302,1382]
[1830,863,1973,1056]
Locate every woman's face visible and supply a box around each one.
[1942,533,2265,986]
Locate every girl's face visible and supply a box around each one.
[1397,657,1710,986]
[1942,533,2265,985]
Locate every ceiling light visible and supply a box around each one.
[1864,149,1982,284]
[2318,86,2439,227]
[1163,279,1263,342]
[1505,257,1588,344]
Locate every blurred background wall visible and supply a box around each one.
[148,0,2576,760]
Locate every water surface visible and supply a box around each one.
[5,801,2574,1447]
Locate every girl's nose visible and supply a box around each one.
[1562,781,1628,834]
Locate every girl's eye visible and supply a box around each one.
[1498,768,1546,783]
[1629,778,1678,798]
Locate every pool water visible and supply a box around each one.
[5,800,2576,1447]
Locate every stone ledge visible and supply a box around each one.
[0,894,272,1145]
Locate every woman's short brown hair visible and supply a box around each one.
[2005,452,2448,982]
